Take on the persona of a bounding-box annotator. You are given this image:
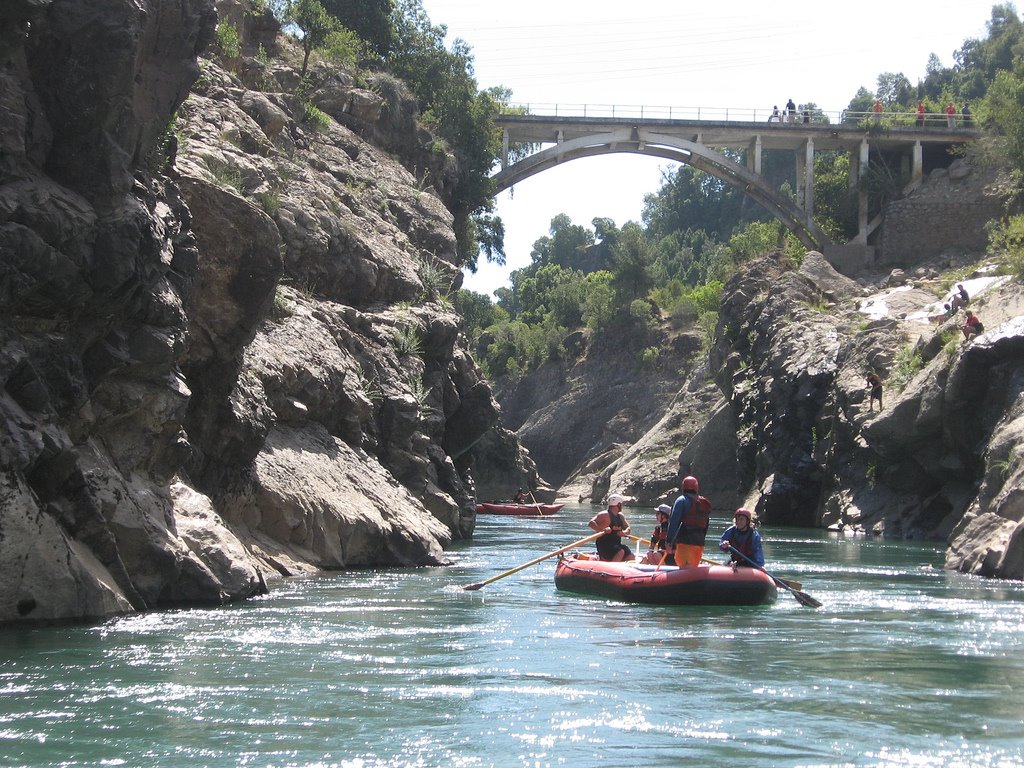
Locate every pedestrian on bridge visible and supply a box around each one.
[770,105,781,123]
[962,102,972,125]
[946,103,956,128]
[873,99,883,123]
[916,101,925,127]
[785,98,796,123]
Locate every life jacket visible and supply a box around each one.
[651,522,668,549]
[725,526,757,562]
[596,510,626,557]
[680,495,711,530]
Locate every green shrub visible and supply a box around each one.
[697,310,719,350]
[887,344,924,391]
[639,346,660,367]
[987,214,1024,280]
[321,27,365,67]
[215,21,241,59]
[303,103,331,131]
[391,324,423,357]
[206,158,243,191]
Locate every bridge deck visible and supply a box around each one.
[495,114,977,153]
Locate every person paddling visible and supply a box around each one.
[719,508,765,568]
[589,494,633,562]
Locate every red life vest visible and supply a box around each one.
[681,495,711,529]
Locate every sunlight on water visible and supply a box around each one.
[2,506,1024,767]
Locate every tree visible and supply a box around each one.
[387,0,508,266]
[287,0,339,77]
[983,65,1024,171]
[530,214,595,267]
[846,86,875,121]
[610,222,654,301]
[875,72,914,108]
[456,289,505,341]
[321,0,394,58]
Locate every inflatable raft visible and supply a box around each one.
[476,502,564,516]
[554,556,777,605]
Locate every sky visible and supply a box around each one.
[417,0,1001,297]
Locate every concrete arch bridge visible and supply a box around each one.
[493,111,976,270]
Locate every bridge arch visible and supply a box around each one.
[491,127,832,251]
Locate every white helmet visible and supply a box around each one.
[607,494,626,506]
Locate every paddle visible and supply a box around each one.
[528,490,546,516]
[625,534,803,590]
[728,546,821,608]
[462,532,603,591]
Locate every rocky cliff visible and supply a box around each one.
[0,0,536,625]
[528,245,1024,580]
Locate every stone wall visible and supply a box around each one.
[878,160,1005,267]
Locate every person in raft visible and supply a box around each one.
[513,488,527,503]
[666,475,711,567]
[642,504,674,564]
[719,508,765,568]
[589,494,633,562]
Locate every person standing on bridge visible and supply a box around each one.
[946,103,957,128]
[916,101,925,127]
[785,98,796,123]
[770,105,781,123]
[873,99,883,123]
[962,102,972,125]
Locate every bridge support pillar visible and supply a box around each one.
[855,139,870,245]
[747,135,762,175]
[501,129,509,170]
[804,138,815,224]
[912,140,923,183]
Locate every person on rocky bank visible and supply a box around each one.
[962,309,984,342]
[589,494,633,562]
[949,283,969,313]
[666,475,711,567]
[719,508,765,567]
[866,372,883,412]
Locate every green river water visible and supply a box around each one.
[2,504,1024,767]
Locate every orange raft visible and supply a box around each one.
[554,556,778,606]
[476,502,564,516]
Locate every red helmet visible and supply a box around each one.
[682,475,699,492]
[734,508,752,521]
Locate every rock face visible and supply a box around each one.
[511,242,1024,580]
[0,0,526,625]
[495,324,698,503]
[705,252,1024,578]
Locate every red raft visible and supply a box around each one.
[476,502,564,516]
[554,556,777,606]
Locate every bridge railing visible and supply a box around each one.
[498,103,976,129]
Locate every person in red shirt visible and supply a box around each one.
[916,101,925,127]
[946,103,956,128]
[962,310,984,341]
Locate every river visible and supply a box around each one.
[2,505,1023,767]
